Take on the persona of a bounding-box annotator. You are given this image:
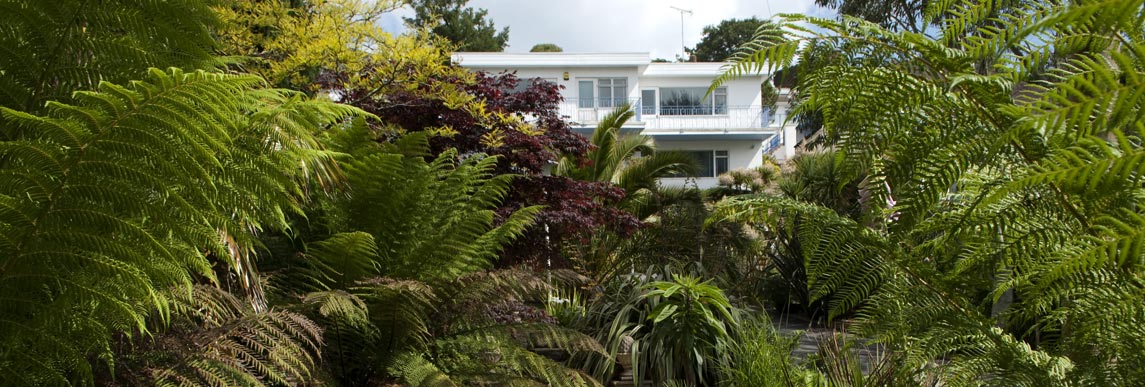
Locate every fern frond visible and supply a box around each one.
[0,68,361,384]
[0,0,221,113]
[148,285,324,387]
[388,352,460,387]
[336,130,539,282]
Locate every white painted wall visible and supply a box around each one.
[463,66,766,111]
[461,56,797,168]
[653,139,766,189]
[465,66,642,102]
[639,76,762,108]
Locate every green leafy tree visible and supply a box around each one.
[689,18,771,62]
[554,104,700,281]
[212,0,405,91]
[0,2,366,384]
[814,0,931,33]
[261,124,604,386]
[405,0,510,52]
[530,43,563,52]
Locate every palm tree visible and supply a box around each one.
[556,103,697,219]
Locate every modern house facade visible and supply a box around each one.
[451,52,797,188]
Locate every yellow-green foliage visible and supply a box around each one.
[214,0,404,90]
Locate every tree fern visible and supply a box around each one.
[327,125,543,283]
[0,68,360,385]
[0,0,220,114]
[713,0,1145,383]
[144,285,324,387]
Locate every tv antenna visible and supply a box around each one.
[669,6,692,60]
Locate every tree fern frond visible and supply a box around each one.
[0,0,221,113]
[145,285,324,387]
[388,352,460,387]
[0,68,362,384]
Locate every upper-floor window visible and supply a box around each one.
[659,87,727,115]
[578,78,627,108]
[510,78,557,93]
[641,89,657,115]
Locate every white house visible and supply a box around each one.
[451,52,798,188]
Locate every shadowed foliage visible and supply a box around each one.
[712,0,1145,384]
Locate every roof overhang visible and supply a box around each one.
[648,131,778,141]
[643,63,767,79]
[452,52,651,68]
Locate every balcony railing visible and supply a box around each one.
[558,98,784,130]
[760,133,783,154]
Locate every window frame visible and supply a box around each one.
[671,150,731,178]
[577,78,628,108]
[640,88,658,116]
[655,86,729,116]
[578,80,595,108]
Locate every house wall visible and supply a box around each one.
[652,138,767,189]
[468,66,642,102]
[462,55,799,164]
[639,76,762,108]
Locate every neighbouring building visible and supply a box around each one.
[451,52,798,188]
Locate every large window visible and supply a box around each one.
[675,150,730,177]
[578,78,627,108]
[659,87,727,115]
[597,78,627,107]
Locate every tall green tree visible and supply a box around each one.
[814,0,931,33]
[0,67,360,386]
[689,17,771,62]
[260,124,604,386]
[404,0,510,52]
[0,1,366,384]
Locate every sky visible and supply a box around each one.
[380,0,833,60]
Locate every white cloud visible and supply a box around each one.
[382,0,829,59]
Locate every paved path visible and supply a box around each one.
[768,311,879,373]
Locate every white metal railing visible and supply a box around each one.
[558,98,782,130]
[760,133,783,154]
[558,98,641,125]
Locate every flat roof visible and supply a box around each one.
[645,63,743,77]
[451,52,766,78]
[452,52,651,68]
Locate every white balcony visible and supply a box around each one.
[558,98,783,132]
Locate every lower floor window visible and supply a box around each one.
[676,150,730,177]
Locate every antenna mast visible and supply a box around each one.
[669,6,693,60]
